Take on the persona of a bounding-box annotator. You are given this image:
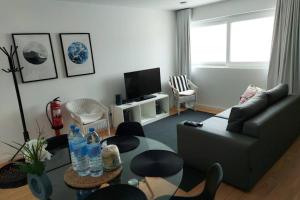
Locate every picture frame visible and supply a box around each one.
[59,33,95,77]
[12,33,58,83]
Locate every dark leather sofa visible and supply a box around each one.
[177,84,300,191]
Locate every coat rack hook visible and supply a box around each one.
[1,68,11,73]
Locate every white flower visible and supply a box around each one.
[40,147,52,162]
[22,138,52,163]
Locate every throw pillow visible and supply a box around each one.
[227,92,268,133]
[239,84,264,104]
[170,75,189,92]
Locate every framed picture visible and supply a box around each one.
[60,33,95,77]
[12,33,58,83]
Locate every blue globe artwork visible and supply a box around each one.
[67,42,89,64]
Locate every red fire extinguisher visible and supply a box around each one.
[46,97,63,136]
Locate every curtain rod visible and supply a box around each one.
[192,8,275,23]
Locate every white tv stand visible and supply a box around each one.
[112,93,169,128]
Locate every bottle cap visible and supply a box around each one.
[89,127,95,133]
[69,124,76,130]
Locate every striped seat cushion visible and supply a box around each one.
[170,75,189,92]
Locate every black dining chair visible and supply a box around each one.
[45,134,70,172]
[46,134,69,152]
[156,163,223,200]
[115,122,145,137]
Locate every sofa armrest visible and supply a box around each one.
[177,117,258,190]
[242,95,300,176]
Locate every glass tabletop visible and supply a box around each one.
[46,136,183,200]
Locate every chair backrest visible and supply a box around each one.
[115,122,145,137]
[169,75,189,93]
[65,98,102,115]
[46,134,69,152]
[200,163,223,200]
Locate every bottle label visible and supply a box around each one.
[73,140,88,157]
[87,144,101,158]
[79,143,88,156]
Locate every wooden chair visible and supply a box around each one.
[169,75,198,115]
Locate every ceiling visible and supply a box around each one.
[55,0,226,10]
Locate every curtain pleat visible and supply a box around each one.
[267,0,300,94]
[176,9,191,79]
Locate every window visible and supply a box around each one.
[191,12,274,68]
[191,24,227,64]
[230,17,274,63]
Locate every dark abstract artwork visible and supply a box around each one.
[23,41,48,65]
[12,33,58,83]
[60,33,95,77]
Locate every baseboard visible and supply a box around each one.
[195,104,225,114]
[169,104,224,115]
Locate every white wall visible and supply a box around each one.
[192,67,268,109]
[191,0,276,109]
[0,0,176,162]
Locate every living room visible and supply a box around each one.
[0,0,299,199]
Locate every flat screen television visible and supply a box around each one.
[124,68,161,101]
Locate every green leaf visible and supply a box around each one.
[20,144,35,162]
[1,141,20,151]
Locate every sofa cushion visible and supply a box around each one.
[227,93,268,133]
[264,84,289,105]
[215,108,232,119]
[243,95,300,138]
[181,117,258,144]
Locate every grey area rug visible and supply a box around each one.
[143,109,213,152]
[143,109,213,191]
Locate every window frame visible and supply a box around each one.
[191,9,275,69]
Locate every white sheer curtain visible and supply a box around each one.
[176,9,191,79]
[267,0,300,94]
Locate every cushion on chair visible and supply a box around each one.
[170,75,189,92]
[227,92,268,133]
[179,90,195,96]
[79,113,103,125]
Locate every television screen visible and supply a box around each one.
[124,68,161,100]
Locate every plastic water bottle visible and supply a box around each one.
[68,124,77,171]
[86,128,103,177]
[73,127,90,176]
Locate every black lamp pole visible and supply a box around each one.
[0,45,30,142]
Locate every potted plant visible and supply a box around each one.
[3,137,52,200]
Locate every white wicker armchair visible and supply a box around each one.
[169,76,198,115]
[65,98,110,135]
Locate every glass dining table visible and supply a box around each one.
[45,136,183,200]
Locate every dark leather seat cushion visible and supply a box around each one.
[264,83,289,105]
[227,93,268,133]
[195,117,257,146]
[215,108,232,119]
